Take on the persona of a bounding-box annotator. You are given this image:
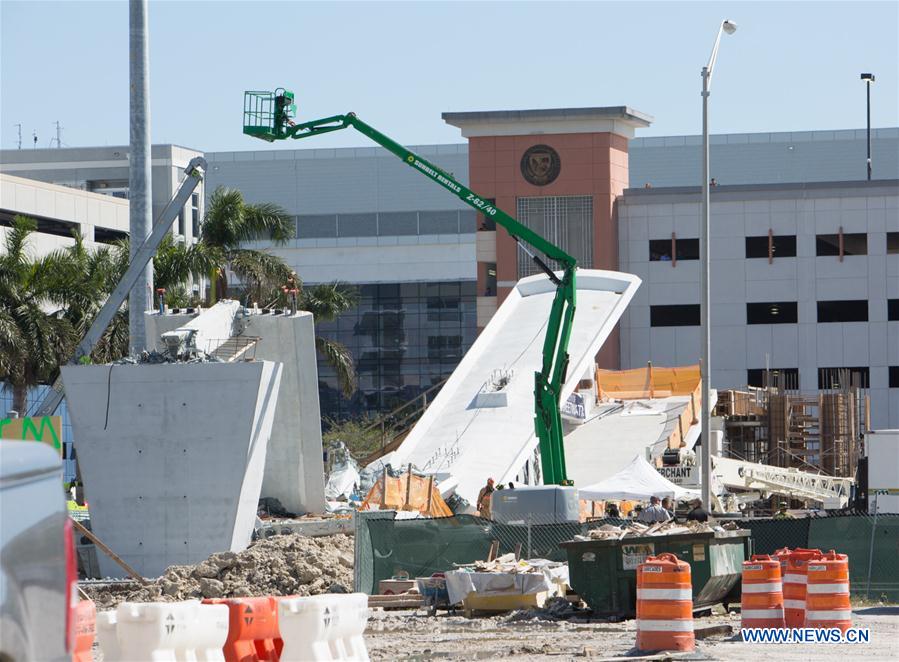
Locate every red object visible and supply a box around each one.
[64,518,78,655]
[636,553,695,653]
[71,599,96,662]
[776,547,823,627]
[203,597,283,662]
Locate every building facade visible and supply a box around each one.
[3,126,897,426]
[617,179,899,428]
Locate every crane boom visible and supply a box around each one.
[243,90,577,484]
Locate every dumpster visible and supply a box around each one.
[560,529,749,618]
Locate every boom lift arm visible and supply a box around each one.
[243,90,577,484]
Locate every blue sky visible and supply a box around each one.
[2,1,897,151]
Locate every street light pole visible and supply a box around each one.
[700,20,736,510]
[861,73,875,181]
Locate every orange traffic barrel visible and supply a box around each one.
[636,553,695,652]
[779,547,823,627]
[741,555,785,629]
[805,551,852,633]
[72,599,96,662]
[203,596,282,662]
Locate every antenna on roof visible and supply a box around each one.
[32,131,38,149]
[15,123,22,149]
[52,121,63,148]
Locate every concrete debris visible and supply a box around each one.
[114,349,224,365]
[574,519,728,541]
[81,533,353,611]
[459,554,566,575]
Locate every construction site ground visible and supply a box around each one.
[365,604,898,661]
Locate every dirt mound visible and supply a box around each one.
[83,533,354,611]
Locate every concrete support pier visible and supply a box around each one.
[62,360,283,578]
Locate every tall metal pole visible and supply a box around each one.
[698,19,735,509]
[700,66,712,510]
[866,80,872,181]
[128,0,152,354]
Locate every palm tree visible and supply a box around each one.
[301,282,359,397]
[0,216,78,414]
[198,186,359,395]
[199,186,295,303]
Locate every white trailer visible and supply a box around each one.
[866,429,899,514]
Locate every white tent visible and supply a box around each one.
[579,455,700,501]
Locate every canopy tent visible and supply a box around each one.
[578,455,700,501]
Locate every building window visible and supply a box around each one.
[516,196,593,279]
[746,301,798,324]
[890,366,899,388]
[745,235,797,259]
[650,304,700,327]
[888,232,899,254]
[816,232,867,256]
[177,210,185,237]
[818,367,869,389]
[484,262,497,296]
[817,300,868,323]
[747,368,799,389]
[191,193,200,238]
[889,299,899,321]
[649,238,699,262]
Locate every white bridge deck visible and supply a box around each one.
[389,270,641,505]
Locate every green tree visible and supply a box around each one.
[199,186,295,303]
[0,216,78,414]
[322,416,395,462]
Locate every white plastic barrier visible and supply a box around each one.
[96,600,229,661]
[279,593,370,661]
[95,610,122,662]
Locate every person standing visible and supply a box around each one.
[637,496,671,524]
[476,478,495,519]
[773,502,794,519]
[661,497,675,519]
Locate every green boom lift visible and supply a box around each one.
[243,89,577,485]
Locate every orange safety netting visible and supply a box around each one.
[596,364,701,401]
[361,471,453,517]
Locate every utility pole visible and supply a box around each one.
[15,123,22,149]
[128,0,153,354]
[860,73,875,181]
[53,121,62,148]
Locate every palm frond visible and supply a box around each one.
[315,336,357,398]
[300,282,359,323]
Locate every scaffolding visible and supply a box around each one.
[717,368,867,479]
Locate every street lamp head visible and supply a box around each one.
[860,73,875,82]
[723,20,737,34]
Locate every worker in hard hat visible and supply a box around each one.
[477,478,495,519]
[773,502,794,519]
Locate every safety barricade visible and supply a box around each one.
[97,600,229,661]
[740,555,785,630]
[72,599,96,662]
[635,553,695,653]
[776,547,822,628]
[279,593,370,662]
[204,596,283,662]
[805,550,852,633]
[95,610,121,662]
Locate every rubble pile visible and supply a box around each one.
[574,519,738,541]
[83,533,354,610]
[460,553,566,575]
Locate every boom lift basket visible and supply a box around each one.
[243,91,279,141]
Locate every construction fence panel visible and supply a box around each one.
[741,518,810,555]
[355,514,623,595]
[355,512,899,600]
[808,513,899,602]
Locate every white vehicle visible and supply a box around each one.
[0,441,77,661]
